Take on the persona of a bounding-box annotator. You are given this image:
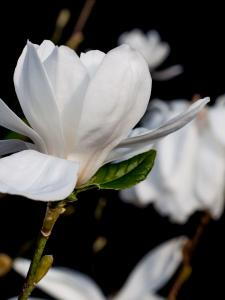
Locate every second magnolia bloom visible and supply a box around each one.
[0,41,209,201]
[121,98,225,223]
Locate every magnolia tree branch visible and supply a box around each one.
[66,0,96,49]
[18,201,66,300]
[168,211,211,300]
[52,9,71,43]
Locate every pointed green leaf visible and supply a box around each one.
[79,150,156,191]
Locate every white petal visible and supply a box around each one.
[43,45,89,112]
[80,50,105,77]
[151,122,201,223]
[43,45,89,154]
[141,99,179,129]
[152,65,183,81]
[109,98,209,162]
[147,43,170,70]
[142,295,165,300]
[215,94,225,106]
[118,29,150,63]
[120,113,202,222]
[105,127,154,164]
[0,150,79,201]
[0,98,46,152]
[208,105,225,147]
[114,237,186,300]
[147,30,161,46]
[37,40,55,61]
[14,258,105,300]
[195,128,225,218]
[146,31,170,69]
[0,139,36,156]
[120,186,139,205]
[14,41,65,157]
[73,45,151,184]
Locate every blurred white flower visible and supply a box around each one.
[13,237,186,300]
[118,29,183,80]
[0,40,208,202]
[121,97,225,223]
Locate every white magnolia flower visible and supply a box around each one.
[121,98,225,223]
[118,29,183,80]
[0,40,208,201]
[13,237,186,300]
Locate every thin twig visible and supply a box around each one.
[66,0,96,49]
[51,9,71,44]
[168,211,211,300]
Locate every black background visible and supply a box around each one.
[0,1,225,299]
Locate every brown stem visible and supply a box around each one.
[168,211,211,300]
[66,0,96,49]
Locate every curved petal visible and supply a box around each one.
[141,99,172,129]
[152,65,183,81]
[215,94,225,106]
[0,99,46,152]
[104,127,154,164]
[114,237,186,300]
[14,258,105,300]
[43,45,89,154]
[0,150,79,201]
[148,44,170,70]
[108,98,209,162]
[147,30,161,46]
[151,123,201,223]
[14,41,65,157]
[118,29,150,63]
[208,105,225,147]
[146,31,170,69]
[80,50,105,78]
[195,129,225,218]
[0,139,36,156]
[73,45,152,184]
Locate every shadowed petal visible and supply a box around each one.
[195,129,225,218]
[152,65,183,81]
[0,139,36,156]
[43,45,89,154]
[0,99,46,152]
[0,150,79,201]
[114,237,186,300]
[14,41,65,157]
[208,105,225,147]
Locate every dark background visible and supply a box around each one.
[0,1,224,299]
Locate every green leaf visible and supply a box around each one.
[5,131,27,140]
[79,150,156,191]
